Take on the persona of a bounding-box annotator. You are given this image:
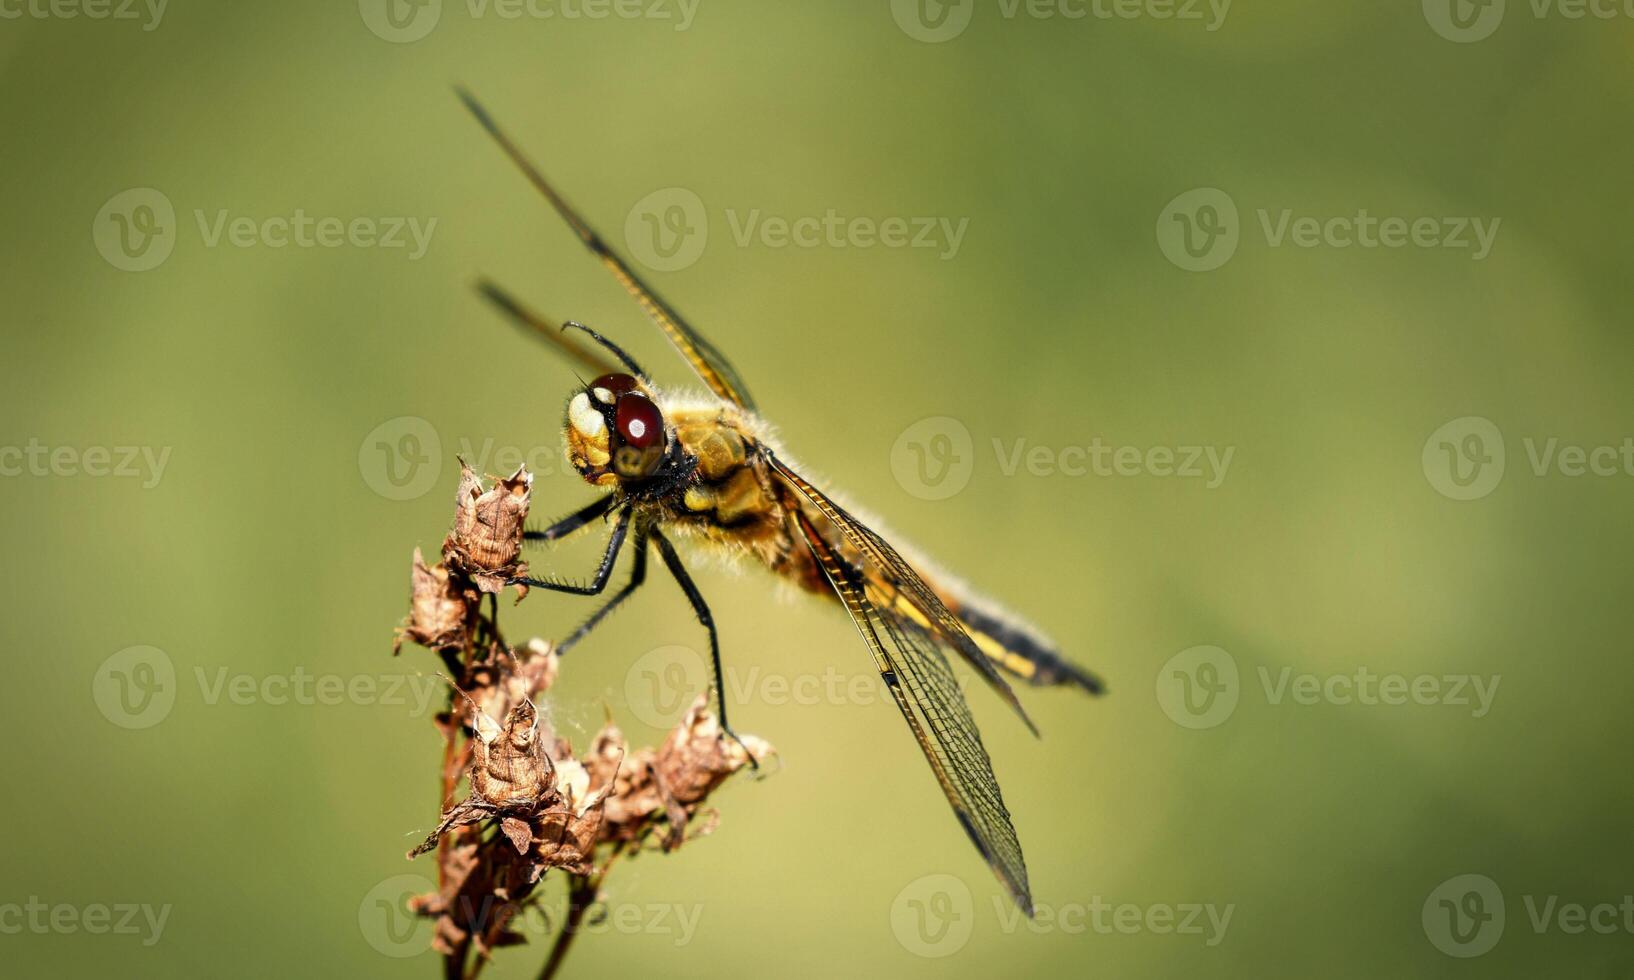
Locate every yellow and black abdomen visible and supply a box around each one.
[947,598,1105,695]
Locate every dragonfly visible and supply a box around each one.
[456,89,1106,916]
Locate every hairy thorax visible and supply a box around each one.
[656,401,821,588]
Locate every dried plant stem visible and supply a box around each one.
[537,844,629,980]
[395,464,768,980]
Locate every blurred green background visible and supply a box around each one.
[4,0,1633,976]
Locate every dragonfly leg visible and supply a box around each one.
[523,495,615,545]
[509,507,630,595]
[556,526,649,656]
[651,529,758,770]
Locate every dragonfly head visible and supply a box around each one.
[564,372,670,488]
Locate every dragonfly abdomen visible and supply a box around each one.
[952,601,1106,696]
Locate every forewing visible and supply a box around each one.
[458,88,757,410]
[776,461,1035,915]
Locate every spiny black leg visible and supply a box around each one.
[650,529,758,770]
[557,526,649,656]
[524,495,616,544]
[509,507,630,595]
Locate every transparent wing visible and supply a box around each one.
[772,456,1034,915]
[770,456,1035,731]
[458,88,757,410]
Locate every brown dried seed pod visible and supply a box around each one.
[657,695,771,807]
[444,460,532,595]
[468,700,556,808]
[394,548,473,654]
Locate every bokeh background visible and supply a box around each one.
[3,1,1633,976]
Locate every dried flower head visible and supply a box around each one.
[394,548,472,654]
[582,697,771,850]
[444,460,532,595]
[394,461,772,978]
[657,695,772,808]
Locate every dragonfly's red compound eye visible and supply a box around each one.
[615,392,663,450]
[590,373,641,403]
